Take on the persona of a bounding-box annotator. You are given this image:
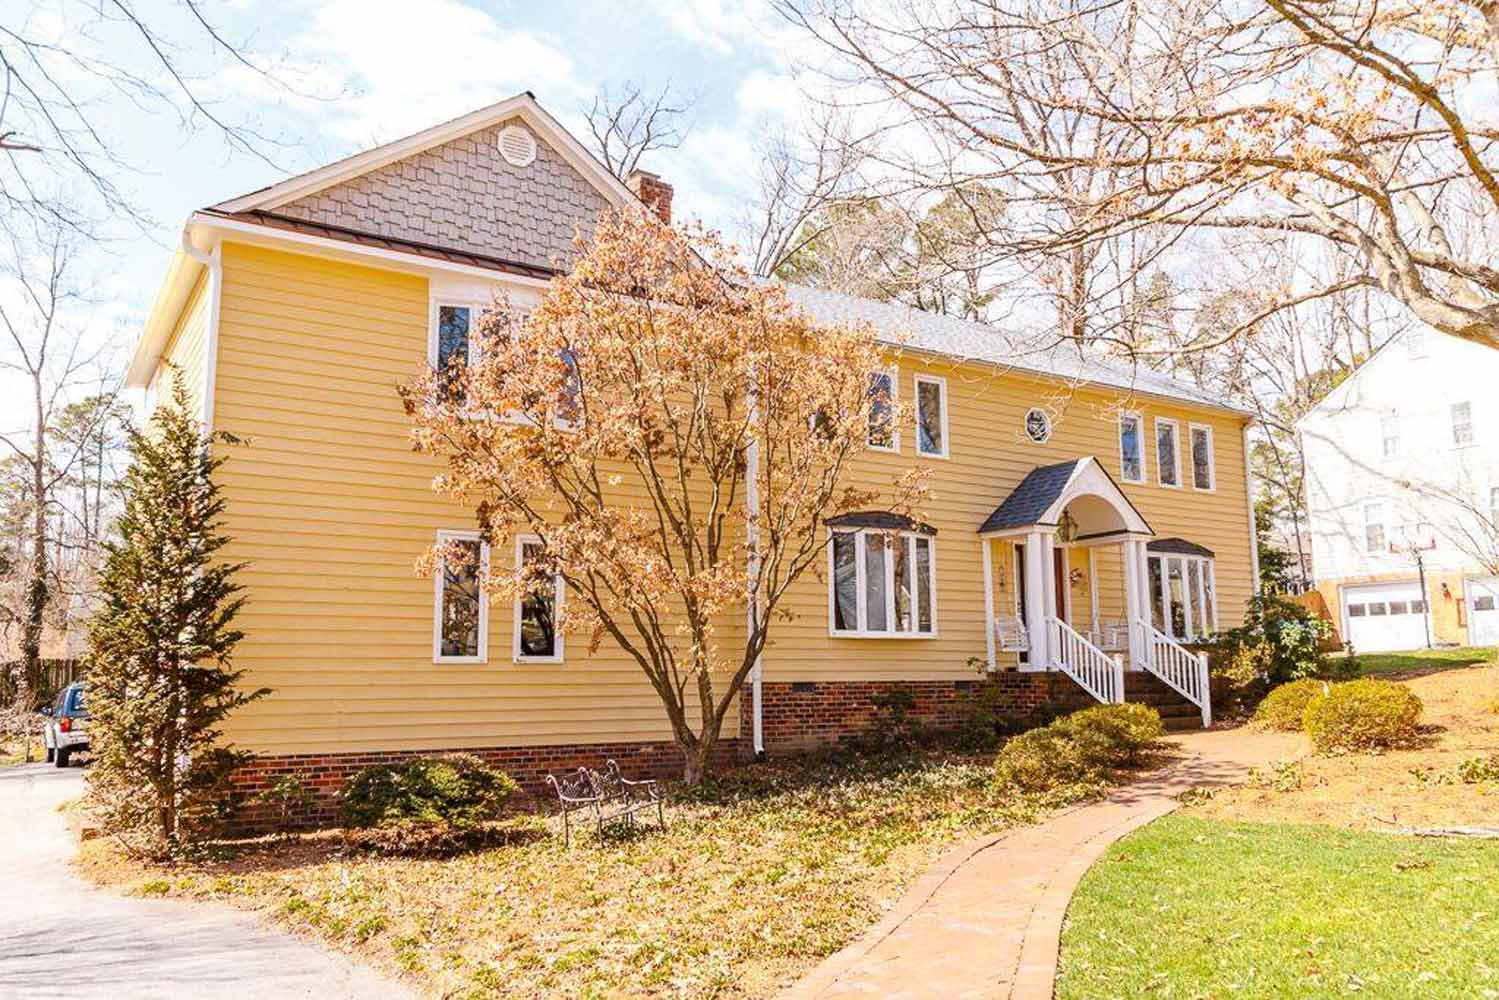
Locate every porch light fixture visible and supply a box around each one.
[1057,510,1077,544]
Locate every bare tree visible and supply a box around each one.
[0,223,116,719]
[1,1,307,237]
[584,81,695,181]
[780,1,1499,352]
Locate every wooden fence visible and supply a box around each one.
[0,659,84,708]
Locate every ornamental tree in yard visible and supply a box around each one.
[86,371,266,856]
[403,210,925,784]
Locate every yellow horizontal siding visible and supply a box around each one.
[153,270,210,418]
[205,240,1252,756]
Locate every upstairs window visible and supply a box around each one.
[1364,503,1386,554]
[868,370,897,451]
[1189,424,1214,491]
[1119,413,1144,483]
[435,304,473,371]
[830,529,936,637]
[914,374,948,458]
[434,530,488,663]
[1381,411,1399,460]
[1452,401,1474,447]
[514,536,564,662]
[1156,418,1181,487]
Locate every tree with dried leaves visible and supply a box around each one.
[402,210,924,783]
[781,0,1499,352]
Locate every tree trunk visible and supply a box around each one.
[20,378,48,721]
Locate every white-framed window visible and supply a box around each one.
[1189,423,1215,491]
[1155,417,1181,487]
[1380,411,1399,460]
[867,369,898,452]
[1146,552,1216,642]
[1118,412,1144,483]
[433,529,489,663]
[1364,503,1386,554]
[1023,407,1051,443]
[513,535,564,663]
[1490,486,1499,526]
[1452,401,1474,447]
[555,347,583,431]
[429,301,480,370]
[913,374,949,458]
[829,529,937,637]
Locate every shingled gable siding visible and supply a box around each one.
[274,118,610,271]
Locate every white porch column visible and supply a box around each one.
[1023,529,1049,669]
[1135,540,1153,628]
[1122,541,1141,666]
[981,537,997,671]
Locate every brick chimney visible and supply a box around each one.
[626,169,673,225]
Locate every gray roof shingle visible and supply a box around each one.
[781,284,1247,414]
[978,460,1079,533]
[1148,537,1215,558]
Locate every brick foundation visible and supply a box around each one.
[748,672,1096,753]
[229,738,738,834]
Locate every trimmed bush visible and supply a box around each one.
[993,703,1164,792]
[1253,678,1329,732]
[1055,703,1166,767]
[341,754,518,830]
[1302,678,1423,752]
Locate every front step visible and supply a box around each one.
[1123,671,1204,730]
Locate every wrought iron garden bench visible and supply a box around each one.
[545,759,665,846]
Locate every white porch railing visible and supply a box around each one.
[1047,617,1125,705]
[1139,622,1213,727]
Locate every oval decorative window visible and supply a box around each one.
[497,124,537,168]
[1024,407,1051,443]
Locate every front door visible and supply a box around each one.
[1053,548,1067,621]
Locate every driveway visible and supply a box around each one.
[0,763,411,999]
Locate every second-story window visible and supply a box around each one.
[914,374,948,458]
[1119,413,1144,483]
[1364,503,1386,554]
[1156,418,1181,487]
[868,370,897,451]
[1452,401,1474,446]
[1381,411,1399,459]
[1190,424,1214,490]
[435,304,472,371]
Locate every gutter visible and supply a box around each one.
[746,388,765,758]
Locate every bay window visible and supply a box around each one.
[830,527,936,637]
[1145,549,1216,642]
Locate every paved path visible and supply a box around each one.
[0,763,411,1000]
[781,728,1304,1000]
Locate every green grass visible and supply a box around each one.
[1352,646,1496,676]
[1058,814,1499,999]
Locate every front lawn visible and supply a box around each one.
[81,751,1065,999]
[1354,645,1496,676]
[1057,814,1499,998]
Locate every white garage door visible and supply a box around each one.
[1343,581,1429,653]
[1466,578,1499,647]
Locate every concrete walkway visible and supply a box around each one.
[0,763,411,1000]
[781,728,1303,1000]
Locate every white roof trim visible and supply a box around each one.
[1040,457,1154,535]
[215,92,635,215]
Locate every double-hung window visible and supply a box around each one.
[830,529,936,637]
[1146,552,1216,641]
[1119,413,1144,483]
[868,370,897,451]
[1364,503,1386,554]
[1155,418,1181,487]
[913,374,948,458]
[1189,424,1214,490]
[514,536,564,662]
[1453,401,1474,447]
[434,530,488,663]
[432,303,476,370]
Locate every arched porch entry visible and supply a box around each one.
[978,458,1159,701]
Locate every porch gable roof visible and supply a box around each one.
[978,456,1153,536]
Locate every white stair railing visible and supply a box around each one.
[1140,622,1213,727]
[1046,617,1125,706]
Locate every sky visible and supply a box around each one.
[3,0,819,429]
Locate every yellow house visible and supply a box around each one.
[128,94,1258,825]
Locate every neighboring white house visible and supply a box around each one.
[1299,328,1499,652]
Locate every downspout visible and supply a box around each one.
[1242,422,1262,595]
[745,389,765,758]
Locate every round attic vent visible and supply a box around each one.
[497,124,537,168]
